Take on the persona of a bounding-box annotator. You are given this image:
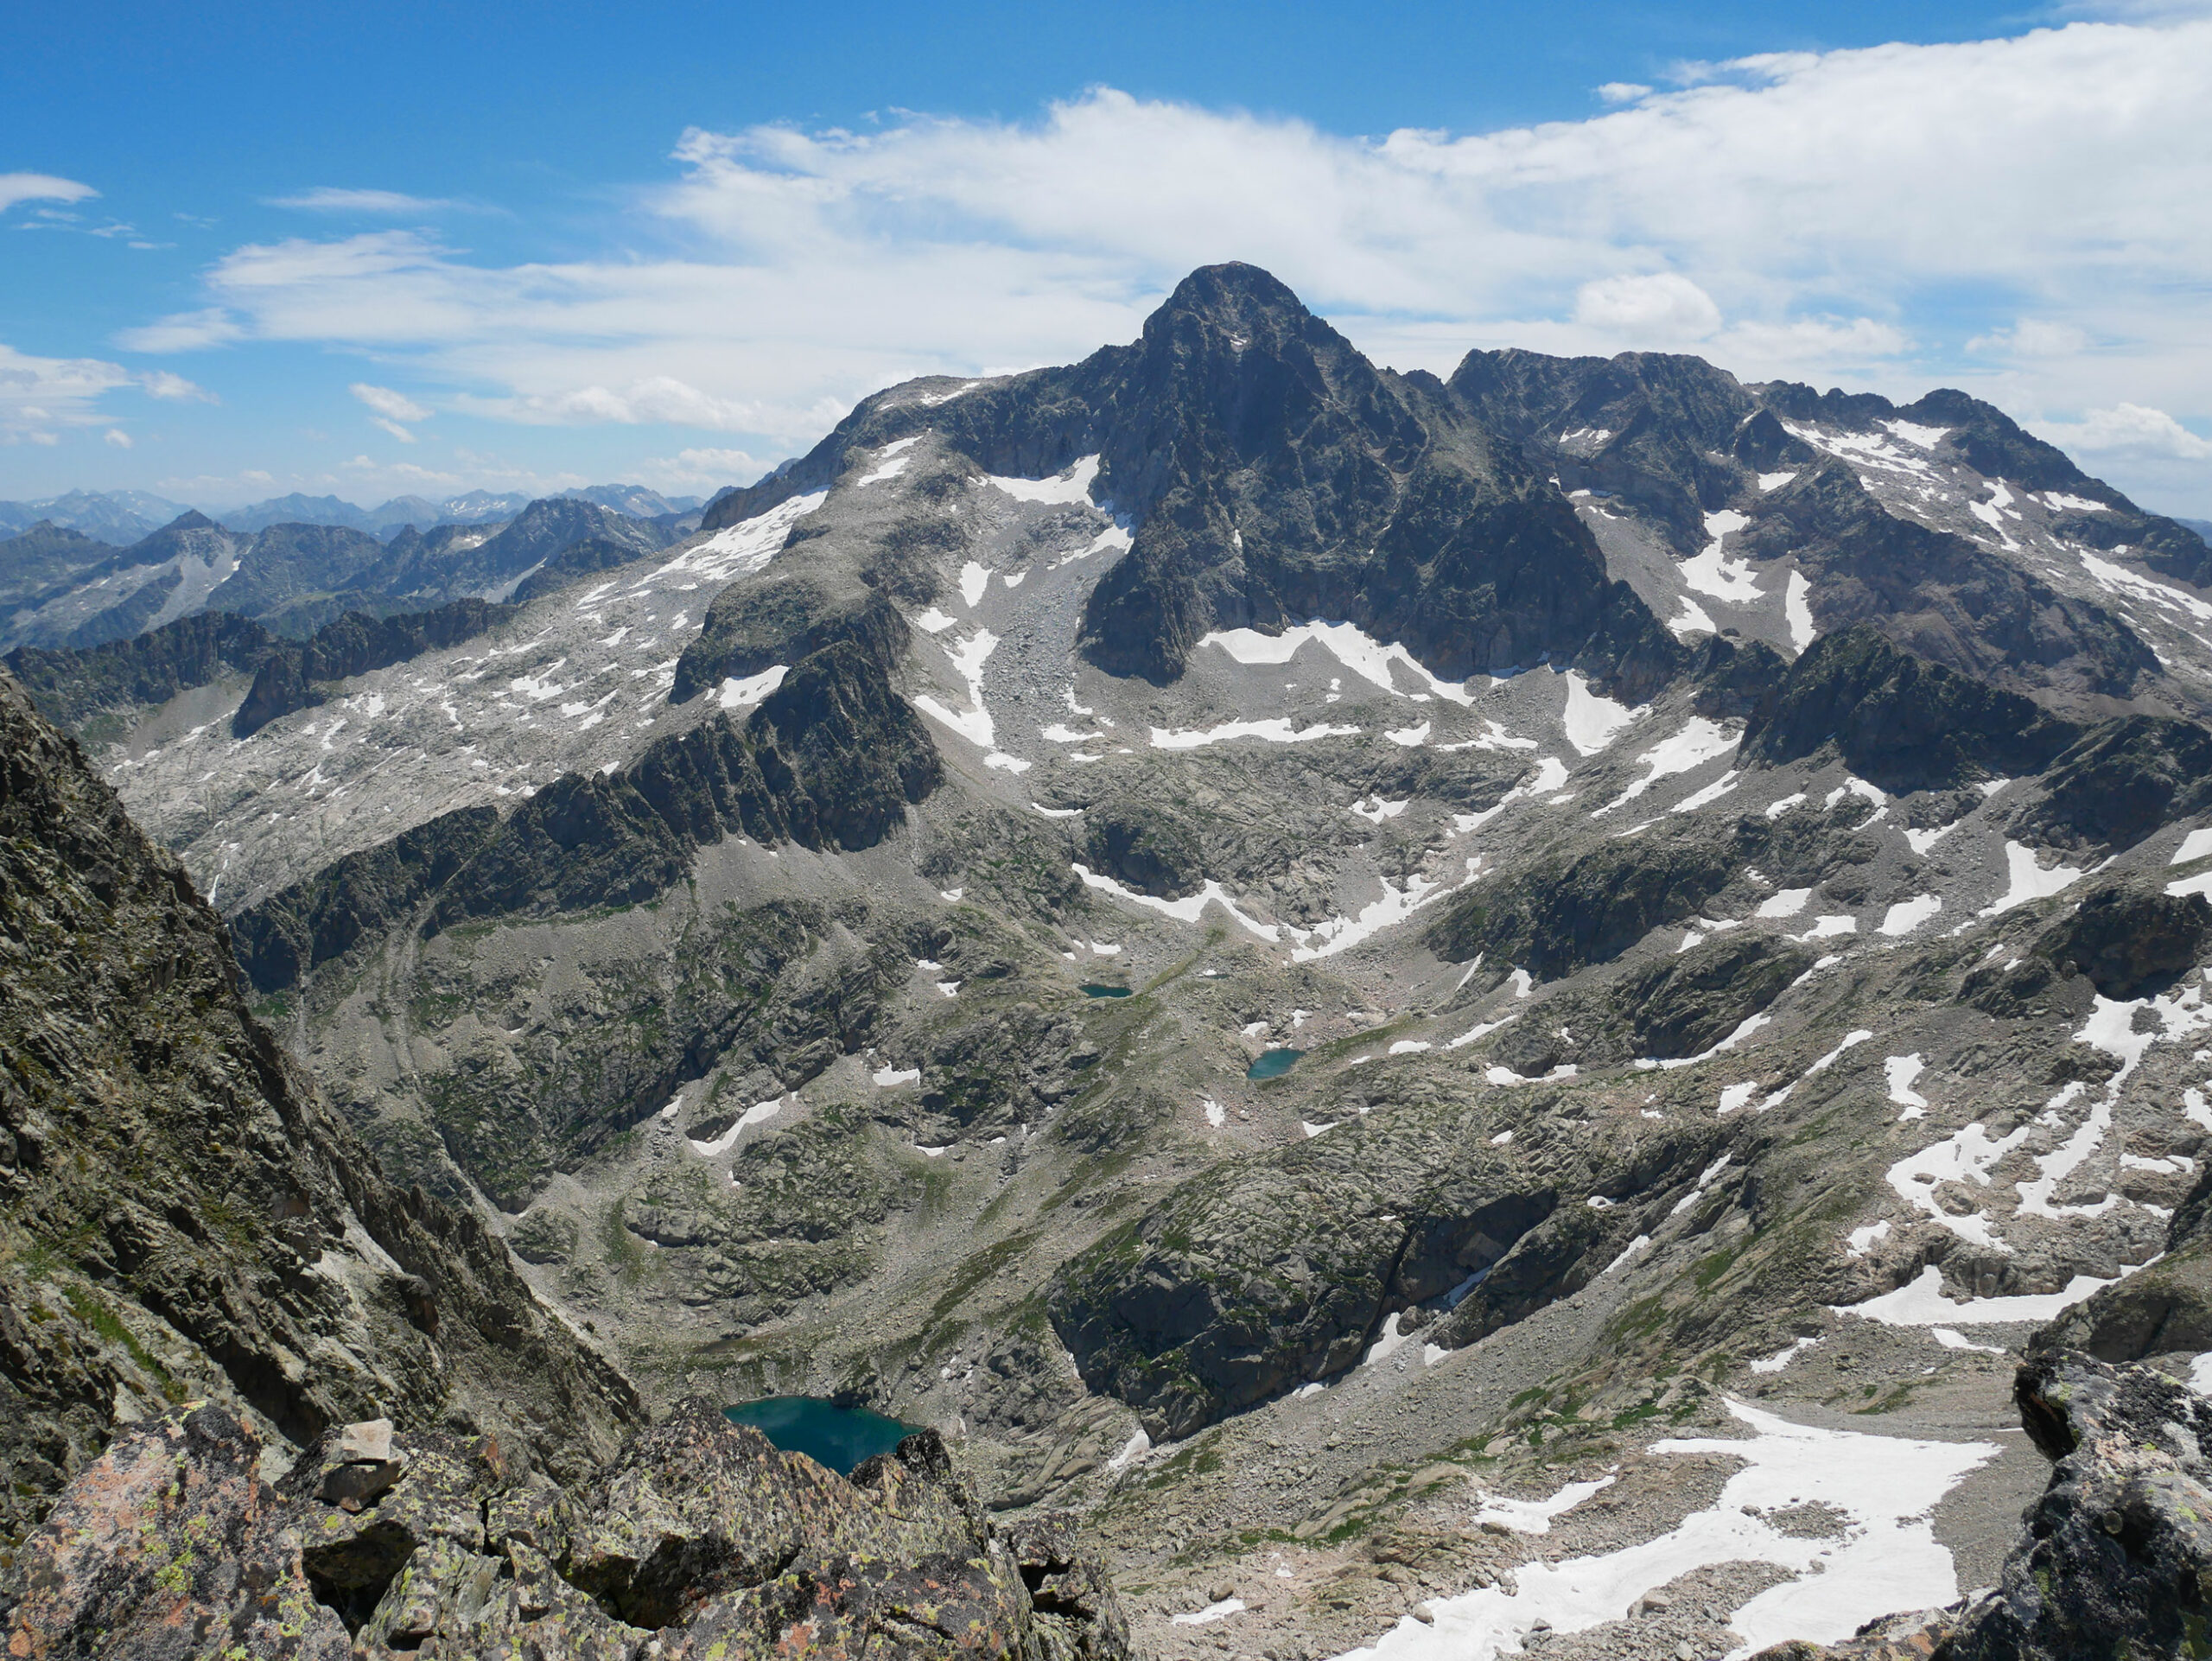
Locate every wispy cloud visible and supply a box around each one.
[113,16,2212,506]
[0,173,97,213]
[116,309,245,353]
[140,370,216,402]
[637,445,761,488]
[2035,403,2212,461]
[267,187,465,214]
[0,343,212,443]
[350,382,432,422]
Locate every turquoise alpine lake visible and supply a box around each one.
[1080,983,1132,998]
[722,1397,919,1474]
[1247,1047,1306,1080]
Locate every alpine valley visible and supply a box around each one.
[8,263,2212,1659]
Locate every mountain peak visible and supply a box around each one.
[1147,262,1320,347]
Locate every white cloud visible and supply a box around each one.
[1967,318,2093,356]
[0,342,132,439]
[350,382,432,422]
[101,17,2212,508]
[638,445,763,488]
[371,417,417,442]
[464,376,763,430]
[139,370,214,402]
[1596,82,1653,104]
[103,428,132,449]
[267,187,462,213]
[115,309,245,352]
[1573,273,1722,341]
[0,173,97,213]
[2035,403,2212,461]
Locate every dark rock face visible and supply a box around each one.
[1897,387,2212,589]
[1048,1097,1723,1438]
[1081,797,1207,898]
[1741,623,2082,792]
[230,637,942,996]
[375,494,668,604]
[229,805,503,993]
[1424,798,1885,981]
[0,523,122,627]
[2011,712,2212,853]
[2032,879,2212,999]
[426,639,940,933]
[1938,1352,2212,1661]
[203,520,390,633]
[1447,347,1760,554]
[5,610,282,734]
[1605,936,1815,1065]
[700,263,1684,702]
[0,670,643,1557]
[232,596,515,736]
[672,577,911,705]
[3,1399,1130,1661]
[1739,463,2157,709]
[1423,815,1754,981]
[2033,1164,2212,1366]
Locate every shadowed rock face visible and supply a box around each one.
[0,669,643,1559]
[2010,712,2212,854]
[3,1399,1130,1661]
[231,596,515,736]
[1943,1353,2212,1661]
[1741,623,2084,793]
[4,610,282,732]
[231,635,943,997]
[699,263,1686,700]
[1048,1097,1727,1439]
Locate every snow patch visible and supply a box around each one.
[1597,718,1738,814]
[1980,840,2088,916]
[687,1097,783,1156]
[1679,510,1760,603]
[1072,862,1281,942]
[1151,718,1360,749]
[986,455,1100,505]
[654,492,825,584]
[1878,894,1943,936]
[1560,672,1639,755]
[1330,1399,1995,1661]
[1785,570,1817,650]
[1472,1474,1616,1535]
[1885,1055,1929,1111]
[717,665,787,710]
[1199,620,1475,705]
[1840,1263,2130,1327]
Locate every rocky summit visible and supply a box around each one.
[6,261,2212,1657]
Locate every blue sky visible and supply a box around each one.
[5,0,2211,515]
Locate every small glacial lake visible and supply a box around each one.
[722,1397,918,1474]
[1247,1047,1306,1080]
[1081,983,1132,998]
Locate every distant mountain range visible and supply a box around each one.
[0,483,705,544]
[0,492,680,652]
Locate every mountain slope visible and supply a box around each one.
[0,668,644,1562]
[38,263,2212,1658]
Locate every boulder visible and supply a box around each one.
[2,1405,346,1660]
[3,1397,1133,1661]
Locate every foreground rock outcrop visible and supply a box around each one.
[1757,1348,2212,1661]
[0,669,643,1564]
[2,1397,1129,1661]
